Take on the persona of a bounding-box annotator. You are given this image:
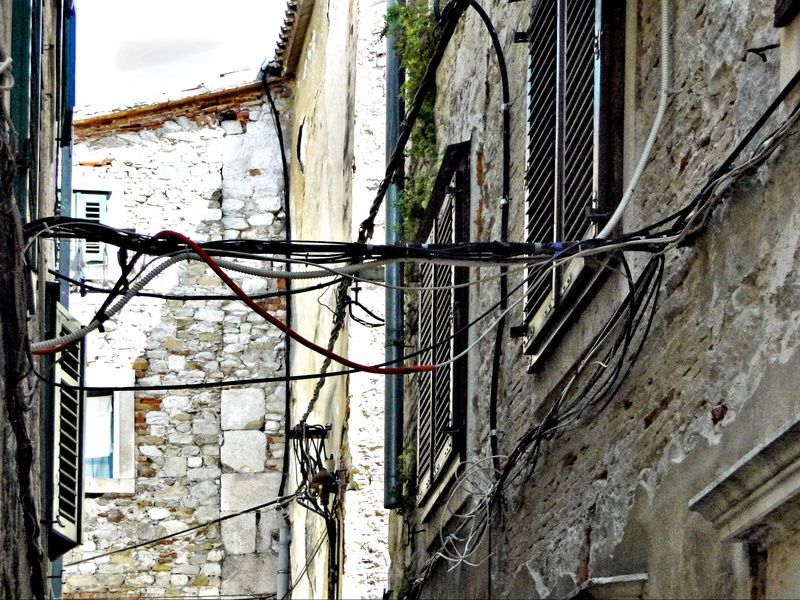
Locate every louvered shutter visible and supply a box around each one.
[417,197,456,500]
[74,190,109,264]
[46,295,84,558]
[525,0,623,357]
[416,148,470,504]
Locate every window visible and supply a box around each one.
[44,284,84,558]
[71,189,111,280]
[690,417,800,599]
[523,0,625,364]
[82,368,135,494]
[415,143,470,506]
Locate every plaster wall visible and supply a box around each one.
[389,0,800,598]
[286,0,390,597]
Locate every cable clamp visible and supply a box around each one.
[500,197,509,206]
[489,429,498,437]
[500,103,510,112]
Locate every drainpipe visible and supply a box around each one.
[58,1,76,307]
[277,513,291,599]
[384,0,404,509]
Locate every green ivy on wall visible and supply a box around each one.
[384,0,440,241]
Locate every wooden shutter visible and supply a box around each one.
[524,0,624,360]
[46,293,84,558]
[416,145,470,504]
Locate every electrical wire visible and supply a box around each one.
[64,491,301,567]
[597,0,671,238]
[47,267,344,301]
[153,230,434,376]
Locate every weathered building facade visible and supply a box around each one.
[387,1,800,599]
[1,1,76,597]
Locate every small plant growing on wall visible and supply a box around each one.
[384,0,440,241]
[394,441,418,516]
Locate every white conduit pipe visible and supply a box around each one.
[597,0,671,239]
[31,253,193,351]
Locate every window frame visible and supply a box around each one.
[414,142,471,510]
[775,0,800,27]
[82,367,136,495]
[523,0,625,367]
[72,189,111,265]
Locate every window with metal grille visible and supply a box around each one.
[415,143,470,506]
[523,0,625,365]
[44,284,84,559]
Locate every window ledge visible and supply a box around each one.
[689,416,800,544]
[562,573,649,600]
[85,477,135,495]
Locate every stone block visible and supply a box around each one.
[190,479,218,502]
[220,554,277,596]
[221,513,256,554]
[145,411,170,426]
[220,120,244,135]
[257,506,282,553]
[220,473,281,512]
[148,507,171,521]
[162,395,190,414]
[159,457,187,478]
[187,467,222,481]
[195,308,224,322]
[221,389,266,430]
[248,213,274,227]
[221,430,267,473]
[222,217,248,230]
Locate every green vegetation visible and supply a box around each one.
[393,441,418,516]
[395,567,418,600]
[384,1,440,240]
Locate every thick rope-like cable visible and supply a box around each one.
[154,230,433,376]
[31,252,193,353]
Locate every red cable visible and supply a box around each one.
[155,230,434,376]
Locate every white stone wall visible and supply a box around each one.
[63,88,293,598]
[341,0,391,597]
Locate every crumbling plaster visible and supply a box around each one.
[389,0,800,598]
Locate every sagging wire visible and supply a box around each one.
[64,490,301,567]
[46,266,344,302]
[152,230,434,377]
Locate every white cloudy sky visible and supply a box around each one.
[76,0,287,111]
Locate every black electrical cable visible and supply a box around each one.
[260,67,297,499]
[34,365,358,393]
[65,490,300,567]
[468,0,511,474]
[47,267,343,301]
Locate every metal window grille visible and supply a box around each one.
[524,0,625,362]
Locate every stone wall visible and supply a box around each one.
[62,83,293,598]
[389,1,800,598]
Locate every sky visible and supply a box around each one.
[76,0,287,112]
